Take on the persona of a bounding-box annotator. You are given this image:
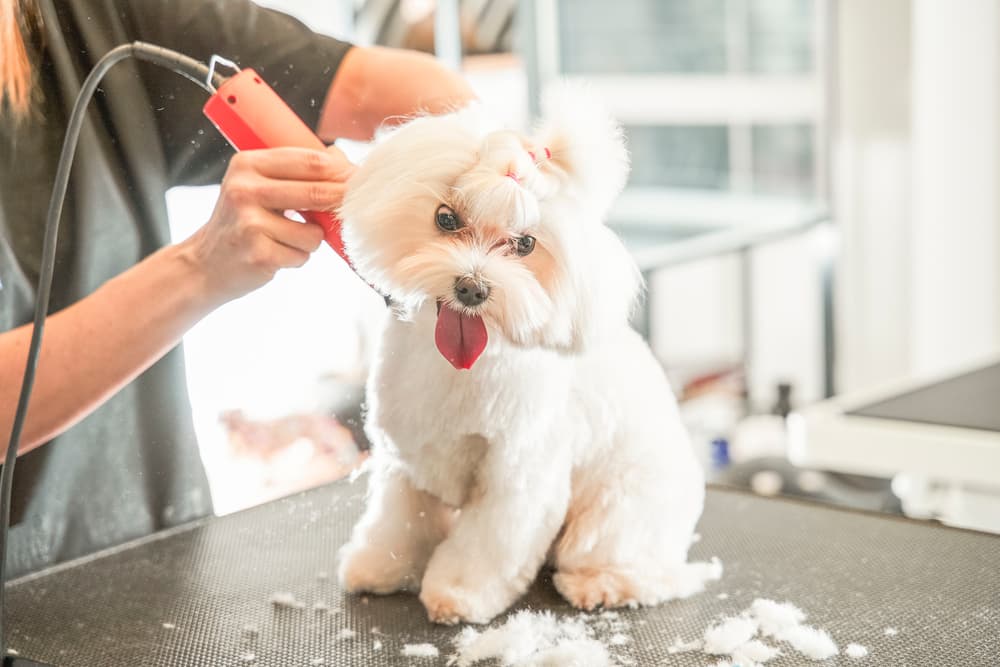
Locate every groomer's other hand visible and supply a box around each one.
[181,146,355,305]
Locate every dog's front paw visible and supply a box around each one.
[337,541,420,595]
[554,568,638,611]
[419,585,472,625]
[419,582,504,625]
[419,556,520,625]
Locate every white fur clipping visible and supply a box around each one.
[695,598,852,665]
[401,643,440,658]
[703,616,760,655]
[732,639,780,664]
[846,643,869,658]
[750,598,839,660]
[269,591,304,609]
[451,611,610,667]
[667,637,703,654]
[751,598,807,637]
[776,624,838,660]
[676,556,725,597]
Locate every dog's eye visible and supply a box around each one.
[514,235,536,257]
[435,205,462,232]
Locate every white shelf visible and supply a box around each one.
[546,75,822,125]
[609,186,823,229]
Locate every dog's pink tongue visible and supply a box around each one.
[435,305,488,370]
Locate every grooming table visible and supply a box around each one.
[790,359,1000,533]
[791,361,1000,480]
[7,480,999,666]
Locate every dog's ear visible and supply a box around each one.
[531,81,630,218]
[569,223,644,349]
[528,83,639,351]
[534,197,642,354]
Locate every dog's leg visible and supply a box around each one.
[552,452,717,610]
[338,463,452,595]
[418,439,571,625]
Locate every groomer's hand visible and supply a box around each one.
[181,146,354,305]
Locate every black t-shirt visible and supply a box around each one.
[0,0,352,578]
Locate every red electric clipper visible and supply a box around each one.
[203,64,488,370]
[203,68,348,263]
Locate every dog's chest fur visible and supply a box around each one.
[367,313,573,507]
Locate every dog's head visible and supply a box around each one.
[339,84,641,366]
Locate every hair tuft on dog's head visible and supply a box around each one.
[530,81,631,219]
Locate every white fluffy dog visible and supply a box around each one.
[336,87,719,625]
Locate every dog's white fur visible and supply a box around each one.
[336,86,716,625]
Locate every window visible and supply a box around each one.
[529,0,823,202]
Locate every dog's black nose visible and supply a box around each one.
[455,276,490,307]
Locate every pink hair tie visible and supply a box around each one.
[528,148,552,162]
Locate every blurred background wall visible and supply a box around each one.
[836,0,1000,391]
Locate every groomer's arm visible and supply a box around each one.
[0,147,351,455]
[317,46,476,142]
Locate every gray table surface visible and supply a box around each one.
[849,361,1000,432]
[7,479,999,666]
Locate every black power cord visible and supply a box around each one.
[0,41,226,664]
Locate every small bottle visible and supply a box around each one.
[710,437,731,469]
[770,382,793,419]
